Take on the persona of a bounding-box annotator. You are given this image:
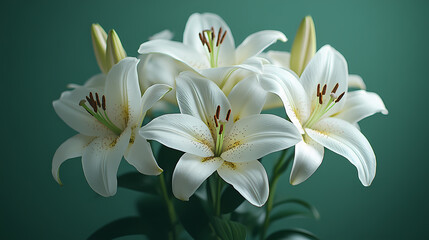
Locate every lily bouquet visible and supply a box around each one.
[52,13,387,240]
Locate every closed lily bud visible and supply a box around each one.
[106,29,127,71]
[91,24,108,74]
[290,16,316,76]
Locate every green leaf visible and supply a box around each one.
[117,172,158,194]
[211,217,247,240]
[220,185,245,214]
[272,199,320,221]
[270,210,315,222]
[266,229,318,240]
[175,196,216,240]
[87,216,145,240]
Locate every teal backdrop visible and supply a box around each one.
[2,0,426,239]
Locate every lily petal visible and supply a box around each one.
[265,50,291,68]
[305,118,376,186]
[176,71,231,130]
[236,30,287,64]
[82,128,132,197]
[221,114,301,163]
[141,83,172,114]
[259,65,311,133]
[67,73,106,89]
[137,53,189,104]
[53,87,111,137]
[125,131,162,175]
[334,90,388,124]
[138,39,208,70]
[183,13,235,66]
[172,153,223,201]
[227,74,266,121]
[300,45,348,115]
[200,57,264,96]
[290,137,324,185]
[52,134,94,185]
[149,29,174,41]
[348,74,366,90]
[140,114,214,157]
[104,57,142,129]
[218,160,269,207]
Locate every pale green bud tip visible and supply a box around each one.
[290,15,317,76]
[91,23,109,74]
[106,29,127,70]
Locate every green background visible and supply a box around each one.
[3,0,426,239]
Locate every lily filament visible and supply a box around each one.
[198,27,227,68]
[304,83,345,128]
[79,92,122,135]
[213,105,231,156]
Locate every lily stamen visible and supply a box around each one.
[79,92,122,135]
[198,27,228,68]
[213,105,231,156]
[305,83,346,128]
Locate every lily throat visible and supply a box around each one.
[303,83,345,128]
[213,105,231,156]
[79,92,123,135]
[198,27,227,68]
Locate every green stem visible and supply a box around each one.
[260,149,293,240]
[159,173,178,240]
[215,175,223,216]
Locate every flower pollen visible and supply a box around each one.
[198,27,228,68]
[213,105,232,156]
[79,92,123,136]
[304,83,346,128]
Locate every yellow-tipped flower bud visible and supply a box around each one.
[106,30,127,71]
[91,24,108,74]
[290,16,316,76]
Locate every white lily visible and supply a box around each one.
[52,58,172,196]
[264,50,367,90]
[138,12,286,101]
[260,45,388,186]
[140,71,301,206]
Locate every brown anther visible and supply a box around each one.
[206,41,212,53]
[216,105,220,119]
[93,103,98,113]
[86,94,97,111]
[214,115,219,127]
[322,84,327,95]
[332,83,339,94]
[317,84,321,97]
[319,94,323,105]
[220,30,227,44]
[202,32,208,45]
[95,93,101,107]
[102,95,106,110]
[211,27,215,39]
[335,92,345,103]
[219,125,224,135]
[216,27,222,46]
[226,109,231,121]
[199,32,205,46]
[79,100,86,106]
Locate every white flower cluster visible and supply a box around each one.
[52,13,387,206]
